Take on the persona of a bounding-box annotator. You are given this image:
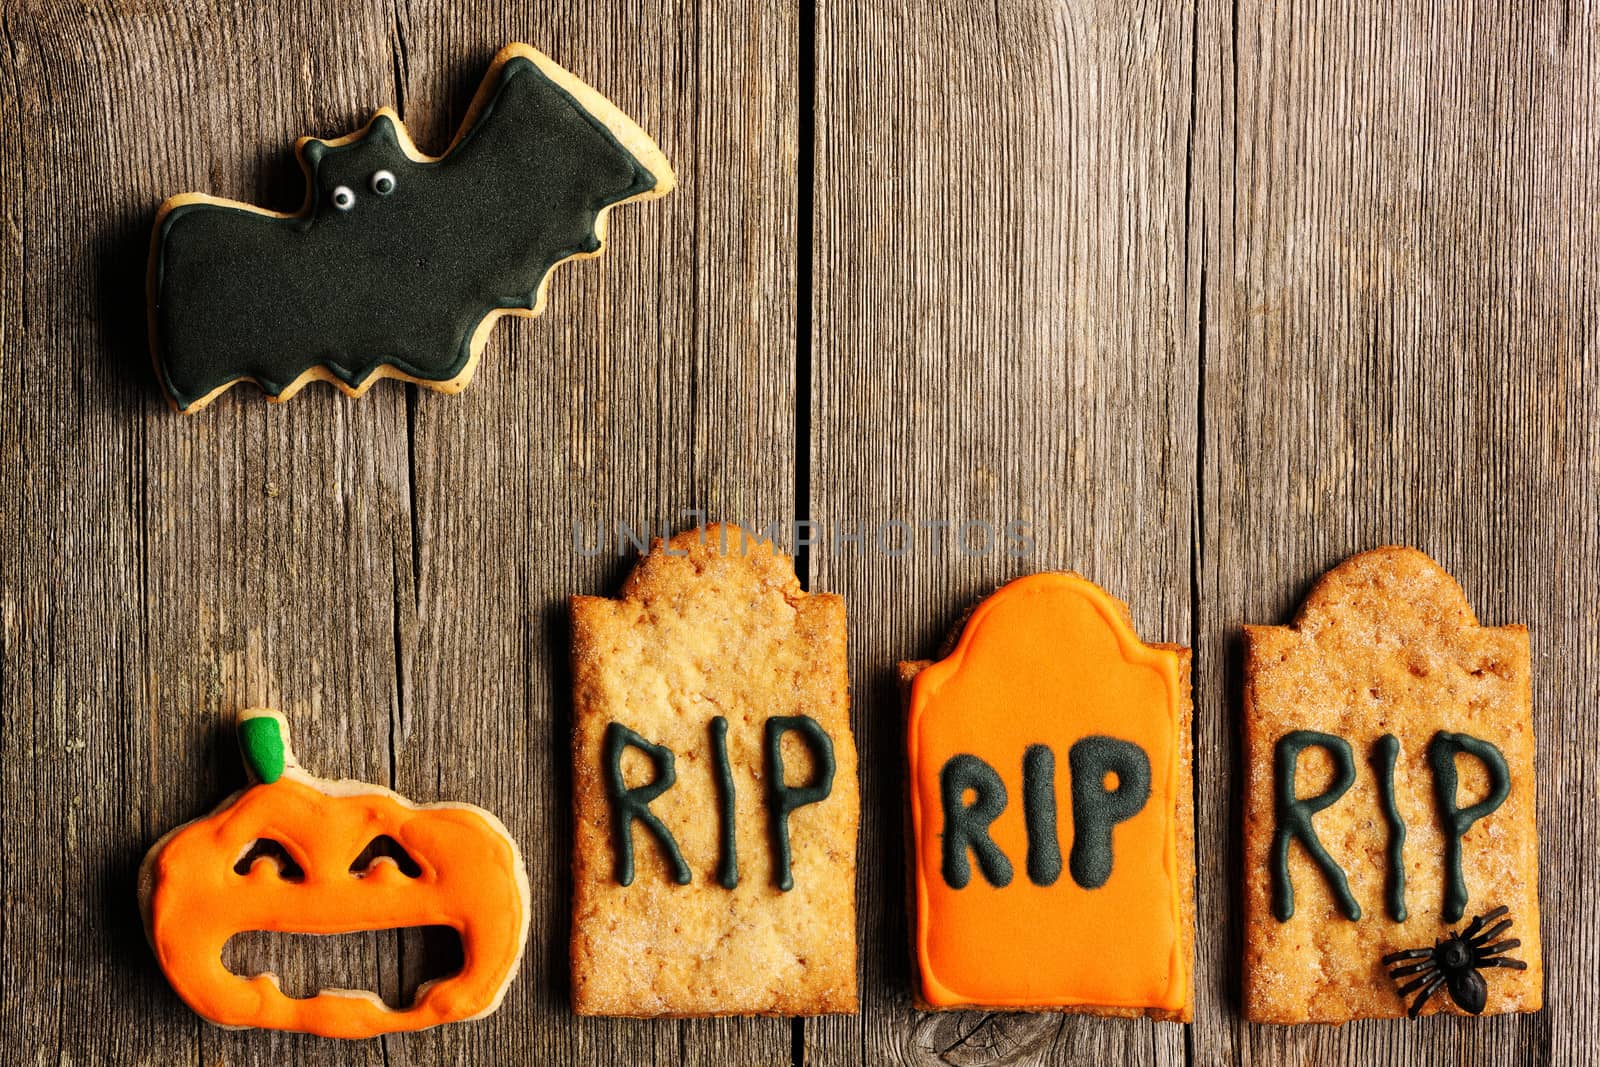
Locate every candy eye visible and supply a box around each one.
[370,170,396,195]
[330,185,356,211]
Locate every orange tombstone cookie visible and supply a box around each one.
[903,573,1194,1018]
[138,709,531,1038]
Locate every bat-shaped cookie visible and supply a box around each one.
[147,43,674,414]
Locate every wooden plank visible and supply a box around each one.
[378,2,799,1065]
[0,3,411,1065]
[0,1,799,1064]
[1191,1,1598,1064]
[7,0,1596,1063]
[807,2,1199,1063]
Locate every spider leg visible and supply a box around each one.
[1406,974,1448,1018]
[1477,938,1521,958]
[1397,968,1442,996]
[1463,905,1509,940]
[1388,960,1439,979]
[1482,958,1528,971]
[1468,919,1513,947]
[1381,947,1435,964]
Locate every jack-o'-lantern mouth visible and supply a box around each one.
[221,925,466,1009]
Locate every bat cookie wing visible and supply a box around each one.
[147,43,674,414]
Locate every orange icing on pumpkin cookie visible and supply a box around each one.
[907,573,1192,1013]
[139,709,530,1038]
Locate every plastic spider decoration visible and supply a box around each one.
[1381,905,1527,1017]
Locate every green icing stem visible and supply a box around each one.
[239,716,287,784]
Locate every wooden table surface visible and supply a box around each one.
[2,1,1596,1064]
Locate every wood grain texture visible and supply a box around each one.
[0,0,797,1064]
[2,5,414,1065]
[3,0,1598,1063]
[384,5,799,1061]
[1191,1,1598,1065]
[807,1,1197,1063]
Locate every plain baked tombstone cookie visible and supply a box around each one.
[902,572,1194,1019]
[568,523,860,1017]
[1243,547,1543,1023]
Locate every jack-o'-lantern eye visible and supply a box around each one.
[234,839,306,882]
[349,835,422,878]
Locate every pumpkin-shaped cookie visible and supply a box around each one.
[138,709,530,1038]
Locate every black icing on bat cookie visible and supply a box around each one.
[148,44,674,413]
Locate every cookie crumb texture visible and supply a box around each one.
[1243,546,1543,1023]
[570,524,859,1016]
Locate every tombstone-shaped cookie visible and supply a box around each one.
[569,524,859,1016]
[1243,547,1543,1023]
[903,573,1194,1018]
